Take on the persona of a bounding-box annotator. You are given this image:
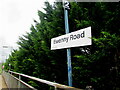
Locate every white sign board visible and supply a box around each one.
[51,26,92,50]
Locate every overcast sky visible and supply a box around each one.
[0,0,54,48]
[0,0,55,63]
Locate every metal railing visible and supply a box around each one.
[2,71,83,90]
[2,71,36,90]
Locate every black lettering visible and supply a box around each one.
[70,35,73,40]
[81,31,85,38]
[77,34,81,39]
[73,34,80,40]
[61,38,64,42]
[58,39,61,43]
[55,39,59,43]
[66,37,69,43]
[54,40,56,44]
[73,35,76,39]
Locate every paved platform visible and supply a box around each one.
[0,75,8,90]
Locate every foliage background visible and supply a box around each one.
[3,1,120,90]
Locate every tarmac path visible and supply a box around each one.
[0,75,8,90]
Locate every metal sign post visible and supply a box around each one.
[51,0,92,87]
[51,0,92,86]
[63,0,72,86]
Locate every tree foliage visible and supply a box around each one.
[4,1,120,90]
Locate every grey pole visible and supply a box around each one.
[63,0,72,86]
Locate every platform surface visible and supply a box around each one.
[0,75,8,90]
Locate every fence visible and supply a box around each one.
[2,71,83,90]
[2,71,36,90]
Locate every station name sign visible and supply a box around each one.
[51,26,92,50]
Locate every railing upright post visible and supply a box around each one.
[54,86,57,90]
[8,71,11,89]
[18,75,21,89]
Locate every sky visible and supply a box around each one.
[0,0,54,63]
[0,0,54,48]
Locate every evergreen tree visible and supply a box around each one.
[4,1,120,90]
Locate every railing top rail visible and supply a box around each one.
[9,71,83,90]
[8,72,36,90]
